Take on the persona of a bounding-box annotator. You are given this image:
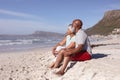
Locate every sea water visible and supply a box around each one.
[0,38,61,52]
[0,36,109,53]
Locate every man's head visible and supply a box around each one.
[72,19,83,33]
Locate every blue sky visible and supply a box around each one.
[0,0,120,34]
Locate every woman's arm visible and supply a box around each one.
[52,37,66,55]
[66,42,75,49]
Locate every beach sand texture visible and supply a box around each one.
[0,37,120,80]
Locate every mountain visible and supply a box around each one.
[31,31,64,38]
[0,31,64,40]
[86,10,120,36]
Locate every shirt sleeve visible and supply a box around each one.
[77,31,87,44]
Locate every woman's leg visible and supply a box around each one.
[56,56,70,75]
[53,50,64,68]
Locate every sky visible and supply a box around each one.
[0,0,120,34]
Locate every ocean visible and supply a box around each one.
[0,35,107,53]
[0,38,61,52]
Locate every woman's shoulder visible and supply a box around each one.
[66,35,75,40]
[72,35,75,39]
[66,35,70,38]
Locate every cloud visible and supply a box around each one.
[0,9,65,34]
[0,19,64,34]
[0,9,40,19]
[0,19,42,34]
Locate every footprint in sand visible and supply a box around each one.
[0,67,3,71]
[11,70,14,73]
[9,77,13,80]
[82,66,86,72]
[91,72,97,79]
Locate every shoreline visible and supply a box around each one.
[0,46,53,54]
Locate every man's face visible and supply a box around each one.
[72,22,78,33]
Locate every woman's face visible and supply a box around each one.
[66,28,71,35]
[72,23,77,33]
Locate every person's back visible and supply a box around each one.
[75,29,92,55]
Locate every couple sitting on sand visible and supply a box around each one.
[50,19,92,75]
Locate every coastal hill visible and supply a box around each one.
[86,10,120,36]
[0,31,64,40]
[31,31,64,38]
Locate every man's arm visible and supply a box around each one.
[64,44,83,57]
[71,44,83,54]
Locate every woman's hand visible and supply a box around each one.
[61,48,66,51]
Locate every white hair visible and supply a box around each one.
[68,25,75,33]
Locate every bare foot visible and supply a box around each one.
[49,63,55,69]
[55,70,64,76]
[53,64,60,68]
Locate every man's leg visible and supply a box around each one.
[49,62,55,68]
[53,50,64,68]
[56,56,70,75]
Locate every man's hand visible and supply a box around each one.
[64,44,83,57]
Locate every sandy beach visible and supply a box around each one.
[0,36,120,80]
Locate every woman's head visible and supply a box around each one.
[66,24,75,35]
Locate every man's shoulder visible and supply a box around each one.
[77,29,87,35]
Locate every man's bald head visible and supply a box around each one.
[73,19,83,28]
[72,19,83,33]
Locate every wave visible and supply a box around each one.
[0,39,32,46]
[0,38,59,46]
